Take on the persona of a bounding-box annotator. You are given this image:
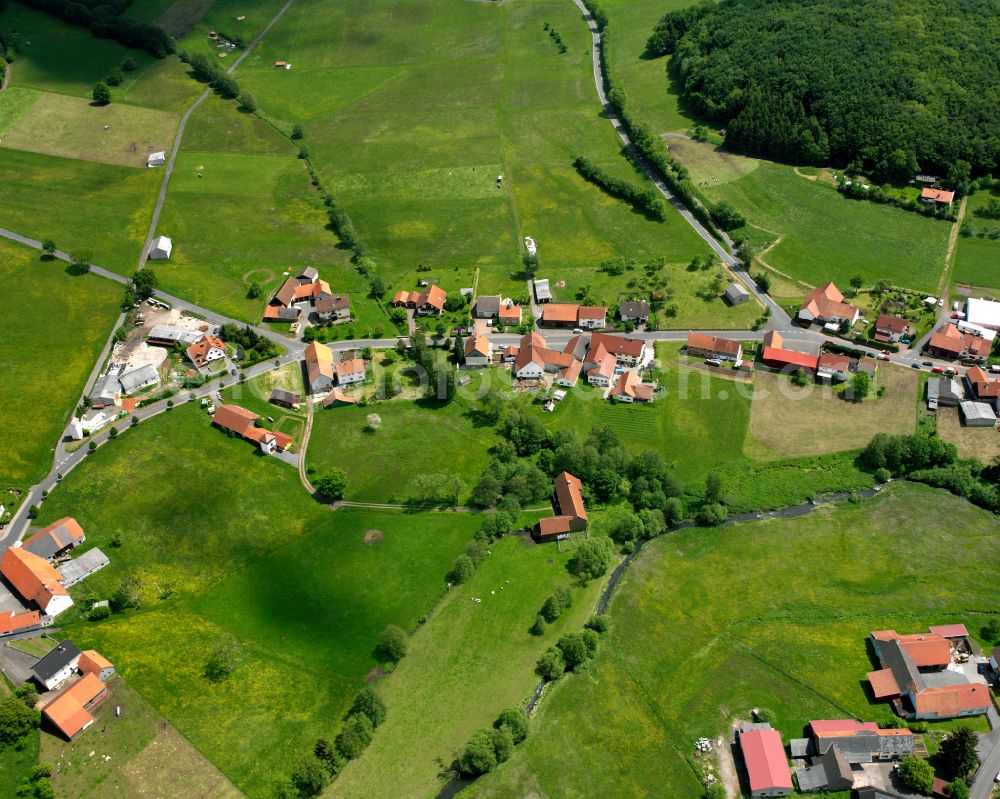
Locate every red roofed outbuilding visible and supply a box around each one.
[738,726,793,797]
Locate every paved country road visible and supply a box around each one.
[972,704,1000,799]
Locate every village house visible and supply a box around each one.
[686,332,743,363]
[540,303,608,330]
[118,364,160,395]
[513,331,579,381]
[555,358,582,387]
[463,334,493,368]
[212,404,292,454]
[22,517,86,561]
[42,671,111,741]
[589,332,650,367]
[874,313,914,343]
[270,388,301,409]
[533,472,588,541]
[797,283,859,329]
[609,369,656,403]
[31,640,81,691]
[265,269,340,322]
[392,285,447,316]
[920,188,955,207]
[926,323,989,362]
[760,331,819,373]
[0,546,73,617]
[322,387,356,408]
[498,299,523,326]
[585,343,618,388]
[88,373,120,410]
[473,295,502,319]
[186,335,226,371]
[963,365,1000,403]
[816,352,851,382]
[146,325,206,348]
[618,300,650,324]
[866,628,991,720]
[334,358,366,386]
[790,720,913,793]
[315,294,352,322]
[0,609,41,639]
[79,650,116,682]
[736,723,793,798]
[304,340,335,393]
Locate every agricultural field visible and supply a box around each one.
[0,149,159,275]
[329,533,604,799]
[745,367,919,459]
[468,483,1000,798]
[1,92,179,167]
[35,404,481,797]
[41,677,243,799]
[230,0,713,309]
[0,238,122,485]
[152,147,354,322]
[667,140,953,293]
[953,185,1000,293]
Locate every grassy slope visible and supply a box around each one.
[329,535,605,799]
[0,149,159,275]
[230,0,732,326]
[38,405,479,797]
[0,239,121,484]
[468,483,1000,798]
[953,185,1000,291]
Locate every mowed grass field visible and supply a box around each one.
[668,140,952,292]
[0,239,121,484]
[0,149,159,274]
[329,533,605,799]
[746,367,919,459]
[468,483,1000,798]
[936,405,1000,463]
[230,0,713,310]
[37,404,481,797]
[953,186,1000,292]
[42,677,243,799]
[2,92,179,167]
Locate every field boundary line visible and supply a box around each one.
[939,194,968,298]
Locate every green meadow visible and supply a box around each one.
[231,0,713,308]
[0,149,159,274]
[469,483,1000,798]
[0,239,121,485]
[36,404,481,797]
[953,185,1000,293]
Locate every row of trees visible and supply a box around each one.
[572,154,667,221]
[16,0,174,57]
[663,0,1000,176]
[457,707,529,777]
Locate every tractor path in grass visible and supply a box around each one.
[568,0,787,326]
[137,0,297,269]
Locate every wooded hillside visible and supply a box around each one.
[651,0,1000,176]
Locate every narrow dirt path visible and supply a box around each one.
[1,61,10,92]
[939,194,968,299]
[297,397,316,494]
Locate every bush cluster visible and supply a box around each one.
[17,0,174,57]
[572,155,667,221]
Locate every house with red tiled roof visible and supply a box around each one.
[0,547,72,617]
[760,331,819,373]
[186,335,226,371]
[584,343,618,388]
[866,628,990,720]
[921,188,955,206]
[540,303,607,329]
[0,609,41,638]
[304,340,335,392]
[798,283,859,328]
[686,332,743,363]
[964,366,1000,400]
[42,673,110,740]
[874,314,914,343]
[513,331,579,381]
[589,332,650,367]
[265,269,346,323]
[498,299,523,326]
[463,334,493,368]
[315,293,351,321]
[927,324,989,362]
[609,369,656,403]
[816,352,851,382]
[22,517,86,561]
[737,724,793,797]
[392,285,446,316]
[334,358,366,386]
[212,404,292,455]
[533,472,588,541]
[78,650,115,682]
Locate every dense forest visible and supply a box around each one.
[649,0,1000,177]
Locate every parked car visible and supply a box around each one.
[879,352,891,361]
[911,363,922,369]
[931,367,944,374]
[922,361,934,366]
[944,367,957,376]
[705,358,723,367]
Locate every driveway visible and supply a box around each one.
[0,641,40,687]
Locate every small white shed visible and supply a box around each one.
[147,151,166,167]
[149,235,173,260]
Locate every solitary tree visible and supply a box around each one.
[129,269,159,300]
[459,728,499,776]
[850,274,864,290]
[349,686,387,728]
[237,92,257,112]
[369,275,386,299]
[0,696,40,746]
[203,637,243,682]
[246,281,262,299]
[335,712,374,759]
[92,82,111,105]
[851,371,871,402]
[704,471,724,504]
[377,625,407,662]
[41,239,57,259]
[315,468,347,500]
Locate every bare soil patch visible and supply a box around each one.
[937,406,1000,462]
[364,528,384,545]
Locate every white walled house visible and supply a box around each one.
[464,335,493,368]
[335,359,366,386]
